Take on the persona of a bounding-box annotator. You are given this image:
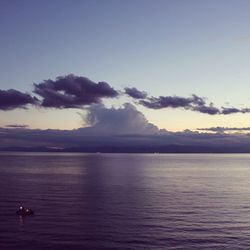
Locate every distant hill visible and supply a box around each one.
[2,144,250,153]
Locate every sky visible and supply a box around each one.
[1,0,250,138]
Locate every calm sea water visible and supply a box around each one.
[1,153,250,249]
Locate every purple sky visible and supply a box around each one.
[1,0,250,145]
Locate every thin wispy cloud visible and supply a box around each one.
[5,124,29,129]
[198,127,250,133]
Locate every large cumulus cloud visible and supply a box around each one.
[77,103,162,135]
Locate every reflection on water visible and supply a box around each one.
[18,215,24,227]
[1,153,250,249]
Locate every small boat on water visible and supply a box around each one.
[16,206,34,216]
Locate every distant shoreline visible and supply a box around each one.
[2,145,250,154]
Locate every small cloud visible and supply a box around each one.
[221,107,250,115]
[192,103,220,115]
[221,107,241,115]
[124,87,148,99]
[139,95,195,109]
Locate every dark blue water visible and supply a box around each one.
[1,153,250,249]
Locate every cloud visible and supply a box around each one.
[33,74,118,108]
[5,124,29,129]
[124,87,148,99]
[77,103,162,135]
[1,103,250,152]
[0,104,169,150]
[139,96,194,109]
[221,107,250,115]
[197,126,250,133]
[0,89,37,110]
[2,122,250,152]
[138,94,221,114]
[124,86,224,115]
[127,86,250,115]
[221,107,241,115]
[192,103,220,115]
[2,74,250,116]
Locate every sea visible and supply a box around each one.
[1,153,250,250]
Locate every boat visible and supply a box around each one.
[16,206,34,216]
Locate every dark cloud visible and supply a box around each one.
[124,87,148,99]
[221,107,250,114]
[198,126,250,133]
[191,94,206,106]
[1,75,250,116]
[192,103,220,115]
[139,95,195,109]
[5,124,29,129]
[131,87,249,115]
[242,108,250,113]
[221,107,240,115]
[33,74,118,108]
[138,94,221,115]
[0,89,37,110]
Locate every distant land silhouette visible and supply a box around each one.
[2,145,250,153]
